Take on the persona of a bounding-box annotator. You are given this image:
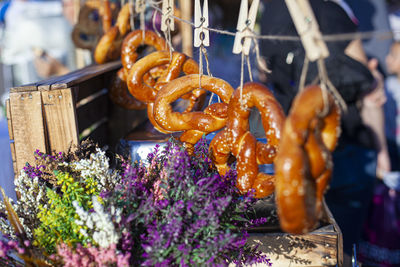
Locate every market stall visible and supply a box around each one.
[2,0,347,266]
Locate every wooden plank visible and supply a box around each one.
[6,99,13,141]
[9,91,47,173]
[9,142,17,177]
[10,84,38,93]
[245,200,340,266]
[34,61,121,90]
[76,91,109,133]
[248,230,338,266]
[41,89,79,154]
[179,0,193,57]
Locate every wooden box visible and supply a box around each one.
[6,62,342,266]
[6,61,147,175]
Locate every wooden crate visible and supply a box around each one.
[6,61,147,176]
[6,62,343,267]
[247,200,342,267]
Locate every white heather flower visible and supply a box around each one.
[67,148,121,191]
[73,197,121,248]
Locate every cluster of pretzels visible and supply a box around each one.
[88,2,343,235]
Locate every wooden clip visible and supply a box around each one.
[194,0,209,47]
[161,0,174,31]
[135,0,145,13]
[232,0,259,55]
[285,0,329,61]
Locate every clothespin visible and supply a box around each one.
[161,0,174,31]
[194,0,209,47]
[135,0,145,14]
[285,0,329,61]
[232,0,259,55]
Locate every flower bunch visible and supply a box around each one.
[0,138,271,266]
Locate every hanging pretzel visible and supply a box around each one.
[154,74,234,151]
[209,82,285,198]
[94,3,133,64]
[121,30,168,73]
[274,85,341,234]
[127,51,204,133]
[72,0,118,50]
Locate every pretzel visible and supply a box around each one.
[209,82,285,198]
[154,74,234,151]
[127,51,204,133]
[94,3,133,64]
[72,0,118,50]
[275,85,341,234]
[121,30,167,73]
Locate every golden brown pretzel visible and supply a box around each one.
[72,0,119,50]
[71,4,102,49]
[121,30,167,72]
[154,74,234,151]
[275,85,341,234]
[94,3,133,64]
[127,51,203,133]
[209,82,285,198]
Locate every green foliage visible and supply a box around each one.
[33,171,100,254]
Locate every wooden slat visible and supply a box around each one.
[76,91,109,133]
[248,230,338,266]
[42,89,79,154]
[35,61,121,91]
[10,84,38,93]
[9,142,16,176]
[9,91,47,173]
[6,99,13,141]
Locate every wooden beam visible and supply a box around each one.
[179,0,193,57]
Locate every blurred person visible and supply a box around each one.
[345,0,393,76]
[0,0,75,92]
[260,0,390,264]
[356,41,400,267]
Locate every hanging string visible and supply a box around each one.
[252,36,271,74]
[152,9,162,38]
[299,56,309,92]
[246,55,253,82]
[149,3,397,43]
[198,44,204,92]
[317,58,347,113]
[239,51,245,103]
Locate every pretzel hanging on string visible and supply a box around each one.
[209,82,285,198]
[127,51,205,133]
[94,2,134,64]
[274,0,345,234]
[72,0,119,50]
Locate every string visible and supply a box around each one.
[240,51,245,103]
[246,55,253,82]
[317,58,347,113]
[252,36,271,73]
[149,3,396,43]
[152,9,162,38]
[299,56,309,92]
